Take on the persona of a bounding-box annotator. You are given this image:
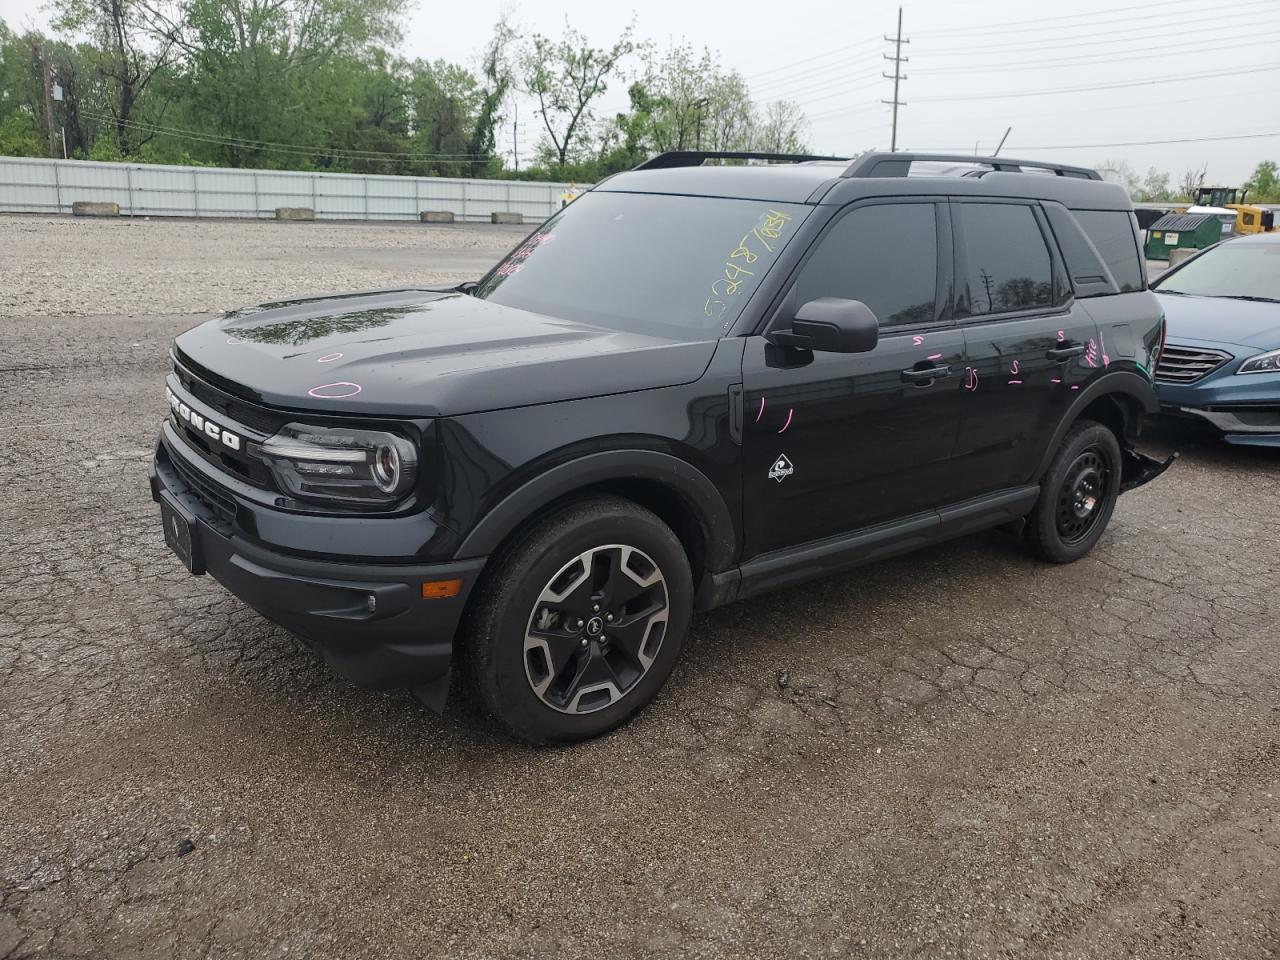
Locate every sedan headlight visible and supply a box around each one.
[1237,349,1280,375]
[255,423,417,507]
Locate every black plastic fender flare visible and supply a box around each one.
[1035,370,1160,477]
[455,449,739,574]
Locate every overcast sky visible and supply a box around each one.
[3,0,1275,184]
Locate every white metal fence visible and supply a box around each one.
[0,156,578,222]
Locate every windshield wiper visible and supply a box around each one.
[1219,294,1280,303]
[1155,288,1190,296]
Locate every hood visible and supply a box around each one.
[174,288,718,417]
[1154,291,1280,350]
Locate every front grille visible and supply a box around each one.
[175,366,288,435]
[1155,345,1234,384]
[168,449,236,535]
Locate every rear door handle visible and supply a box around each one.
[901,364,952,383]
[1046,344,1085,361]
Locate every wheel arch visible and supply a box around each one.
[455,450,738,596]
[1035,371,1157,477]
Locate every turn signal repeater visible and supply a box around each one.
[421,579,463,600]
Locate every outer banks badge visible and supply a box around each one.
[768,454,794,482]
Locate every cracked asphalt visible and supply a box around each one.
[2,215,1279,959]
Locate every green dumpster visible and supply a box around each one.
[1144,212,1225,260]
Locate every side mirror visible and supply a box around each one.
[774,297,879,353]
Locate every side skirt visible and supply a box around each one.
[729,484,1040,605]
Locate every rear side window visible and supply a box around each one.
[1073,209,1145,292]
[956,203,1055,316]
[794,203,938,326]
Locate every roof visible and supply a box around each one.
[1150,212,1224,231]
[598,151,1132,211]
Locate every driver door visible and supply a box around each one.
[740,199,966,559]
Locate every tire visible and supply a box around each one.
[1026,419,1123,564]
[464,495,693,744]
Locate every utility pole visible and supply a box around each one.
[32,41,58,159]
[512,102,519,173]
[882,6,909,153]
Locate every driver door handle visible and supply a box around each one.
[1046,344,1086,361]
[901,364,952,383]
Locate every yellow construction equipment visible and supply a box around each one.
[1187,186,1276,236]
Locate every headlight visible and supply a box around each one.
[255,423,418,507]
[1237,349,1280,375]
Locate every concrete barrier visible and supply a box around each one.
[490,211,523,224]
[71,201,119,217]
[420,210,455,223]
[1168,248,1198,267]
[274,207,315,221]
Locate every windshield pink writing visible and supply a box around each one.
[496,231,555,277]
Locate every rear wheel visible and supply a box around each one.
[1027,420,1122,564]
[465,496,692,744]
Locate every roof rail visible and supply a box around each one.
[843,152,1102,181]
[634,150,851,171]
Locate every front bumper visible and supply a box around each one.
[150,437,485,707]
[1156,340,1280,448]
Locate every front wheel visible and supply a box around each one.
[465,496,693,744]
[1026,420,1122,564]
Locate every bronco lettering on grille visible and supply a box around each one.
[166,386,243,451]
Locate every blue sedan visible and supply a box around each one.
[1152,232,1280,447]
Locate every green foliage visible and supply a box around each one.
[0,8,814,183]
[1134,167,1173,203]
[1244,160,1279,202]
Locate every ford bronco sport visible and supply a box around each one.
[151,151,1172,743]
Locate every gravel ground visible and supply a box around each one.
[2,216,1278,960]
[0,215,526,318]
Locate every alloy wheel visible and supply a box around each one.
[523,544,670,714]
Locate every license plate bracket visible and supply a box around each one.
[160,496,205,575]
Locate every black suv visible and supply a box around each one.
[151,151,1172,743]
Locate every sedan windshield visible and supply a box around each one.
[1154,240,1280,302]
[474,191,809,337]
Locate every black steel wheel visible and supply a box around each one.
[1027,420,1122,564]
[465,496,692,744]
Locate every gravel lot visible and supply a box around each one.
[2,215,1278,959]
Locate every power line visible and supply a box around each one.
[915,14,1279,57]
[913,64,1280,102]
[915,0,1272,38]
[80,111,493,162]
[743,37,881,84]
[914,30,1280,76]
[916,131,1280,151]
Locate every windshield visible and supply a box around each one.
[1154,240,1280,302]
[474,191,809,337]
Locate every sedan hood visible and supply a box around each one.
[1155,291,1280,350]
[174,288,717,417]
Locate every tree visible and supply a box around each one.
[1096,158,1138,195]
[1134,166,1173,203]
[50,0,183,154]
[522,20,634,173]
[1177,163,1208,201]
[464,14,514,177]
[1244,160,1279,202]
[754,100,808,154]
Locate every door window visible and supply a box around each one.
[793,203,938,327]
[957,203,1055,316]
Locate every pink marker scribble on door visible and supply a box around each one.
[1099,331,1110,366]
[964,367,979,392]
[927,353,943,361]
[1057,329,1066,343]
[1083,338,1100,367]
[1007,359,1021,385]
[777,408,794,434]
[912,335,924,346]
[1051,378,1061,384]
[755,396,766,422]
